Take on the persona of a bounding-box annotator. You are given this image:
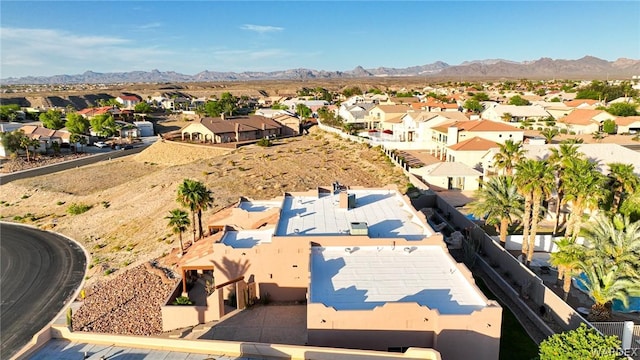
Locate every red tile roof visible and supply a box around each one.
[448,136,499,151]
[433,120,520,133]
[559,109,604,125]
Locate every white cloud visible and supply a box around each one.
[240,24,283,34]
[135,22,162,30]
[0,27,174,77]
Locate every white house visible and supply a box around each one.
[133,121,154,137]
[410,162,483,191]
[338,103,376,125]
[115,95,142,109]
[481,104,550,123]
[556,109,614,134]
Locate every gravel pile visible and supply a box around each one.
[72,264,178,335]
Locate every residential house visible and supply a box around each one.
[115,95,142,109]
[337,102,376,126]
[254,109,295,119]
[365,104,410,129]
[168,185,502,360]
[481,104,550,123]
[608,97,636,104]
[282,98,329,114]
[556,109,615,134]
[19,125,71,152]
[409,162,483,191]
[446,136,499,170]
[387,111,468,143]
[563,99,601,109]
[615,116,640,134]
[430,120,524,161]
[180,115,282,143]
[272,113,302,136]
[133,120,154,137]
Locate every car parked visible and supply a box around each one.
[94,141,108,148]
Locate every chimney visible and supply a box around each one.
[221,113,225,121]
[235,122,240,141]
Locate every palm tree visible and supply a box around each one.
[501,112,513,122]
[19,135,39,162]
[581,213,640,279]
[548,144,584,235]
[492,140,525,176]
[540,127,559,144]
[607,163,639,213]
[549,237,585,301]
[177,179,200,243]
[562,158,606,239]
[176,179,213,241]
[577,262,639,321]
[467,176,524,247]
[516,159,555,265]
[166,209,190,255]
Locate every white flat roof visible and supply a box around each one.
[276,189,432,239]
[221,230,273,248]
[310,246,487,314]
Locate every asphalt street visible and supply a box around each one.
[0,222,86,359]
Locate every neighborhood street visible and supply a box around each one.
[0,223,86,359]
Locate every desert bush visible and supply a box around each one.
[256,138,271,147]
[67,203,92,215]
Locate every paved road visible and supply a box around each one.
[0,145,147,185]
[0,223,86,359]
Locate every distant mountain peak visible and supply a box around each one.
[2,56,639,85]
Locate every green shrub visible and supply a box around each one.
[256,138,272,147]
[56,201,65,206]
[104,268,115,275]
[21,194,30,199]
[559,128,568,134]
[173,296,193,305]
[67,203,92,215]
[539,323,620,360]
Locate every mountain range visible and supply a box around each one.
[3,56,639,85]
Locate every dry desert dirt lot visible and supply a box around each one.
[0,126,409,285]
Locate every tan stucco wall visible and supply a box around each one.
[307,302,501,360]
[28,324,442,360]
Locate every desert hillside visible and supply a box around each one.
[0,128,408,283]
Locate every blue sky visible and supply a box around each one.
[1,1,639,78]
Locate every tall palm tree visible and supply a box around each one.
[607,163,639,213]
[194,181,213,239]
[468,176,524,247]
[177,179,201,243]
[493,140,525,176]
[166,209,190,255]
[176,179,214,241]
[548,144,584,235]
[562,158,606,239]
[516,159,554,265]
[549,237,585,301]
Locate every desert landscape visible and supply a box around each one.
[0,123,408,286]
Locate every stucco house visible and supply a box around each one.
[337,102,377,126]
[116,95,142,109]
[481,104,550,123]
[556,109,615,134]
[430,120,524,161]
[166,185,501,360]
[365,104,410,129]
[616,116,640,134]
[410,162,483,191]
[385,111,468,143]
[180,115,283,143]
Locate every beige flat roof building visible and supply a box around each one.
[173,185,502,359]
